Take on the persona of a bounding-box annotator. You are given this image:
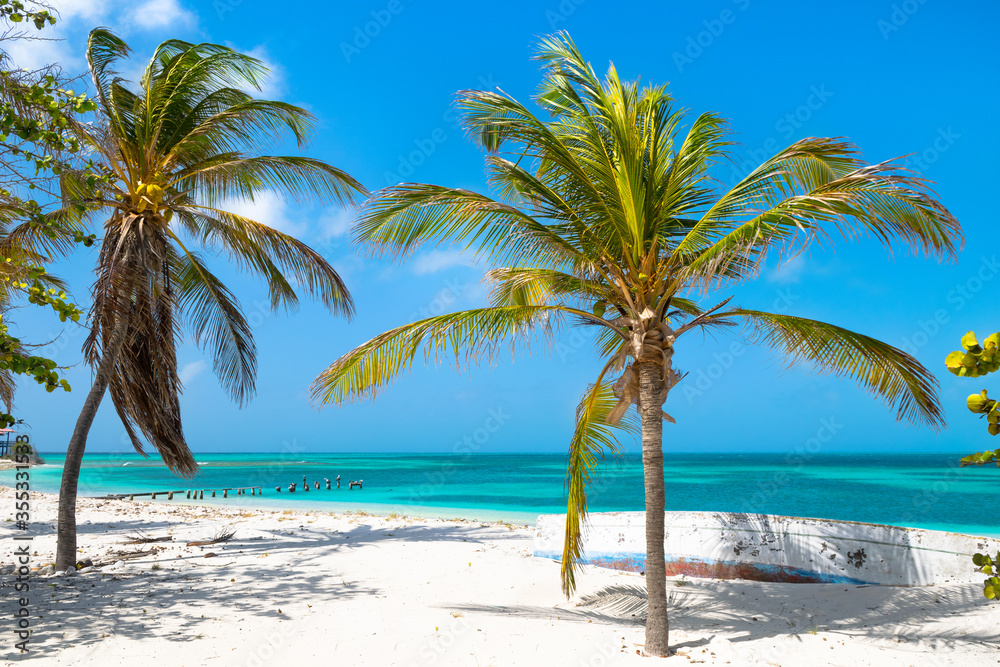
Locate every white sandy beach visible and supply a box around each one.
[2,487,999,666]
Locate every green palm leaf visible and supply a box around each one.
[310,306,563,405]
[171,241,256,406]
[721,308,944,427]
[562,375,637,596]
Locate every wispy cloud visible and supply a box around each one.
[236,44,286,99]
[766,255,806,284]
[53,0,114,22]
[222,191,307,237]
[7,0,199,72]
[178,360,206,385]
[130,0,196,30]
[318,207,355,240]
[412,250,479,275]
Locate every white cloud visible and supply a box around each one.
[318,208,355,240]
[5,35,73,72]
[239,45,285,100]
[4,0,198,73]
[767,255,806,284]
[178,360,206,385]
[222,191,307,237]
[412,250,479,275]
[130,0,195,30]
[53,0,112,21]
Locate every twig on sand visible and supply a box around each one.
[91,547,164,567]
[123,529,173,544]
[186,525,237,547]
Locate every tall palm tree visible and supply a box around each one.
[310,33,961,656]
[54,29,365,570]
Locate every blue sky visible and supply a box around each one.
[11,0,1000,454]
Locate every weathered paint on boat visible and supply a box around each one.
[534,512,1000,585]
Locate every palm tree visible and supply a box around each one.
[53,29,365,570]
[309,33,961,656]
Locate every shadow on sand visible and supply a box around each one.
[0,518,513,660]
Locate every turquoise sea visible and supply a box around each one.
[2,452,997,536]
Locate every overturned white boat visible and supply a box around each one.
[534,512,1000,586]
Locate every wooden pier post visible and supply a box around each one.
[168,492,174,500]
[223,489,228,498]
[186,490,191,499]
[212,491,216,497]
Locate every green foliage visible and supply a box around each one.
[945,331,1000,379]
[961,449,1000,466]
[0,1,99,423]
[973,552,1000,600]
[0,0,54,30]
[945,330,1000,599]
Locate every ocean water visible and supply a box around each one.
[3,451,998,535]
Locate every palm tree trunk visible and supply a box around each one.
[54,323,127,571]
[637,359,669,656]
[54,371,111,570]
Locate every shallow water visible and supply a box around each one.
[3,451,995,533]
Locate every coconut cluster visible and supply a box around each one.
[132,173,173,222]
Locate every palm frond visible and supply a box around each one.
[310,306,566,405]
[675,139,962,291]
[171,242,256,406]
[485,267,609,308]
[183,206,354,316]
[354,183,577,270]
[563,374,637,596]
[724,308,944,427]
[86,28,132,122]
